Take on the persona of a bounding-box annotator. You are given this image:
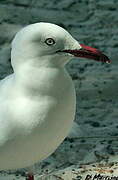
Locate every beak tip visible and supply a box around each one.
[80,43,111,64]
[106,60,111,64]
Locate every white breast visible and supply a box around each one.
[0,67,76,170]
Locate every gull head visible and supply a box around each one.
[11,22,111,69]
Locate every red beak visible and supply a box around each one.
[61,44,111,64]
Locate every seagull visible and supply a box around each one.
[0,22,111,180]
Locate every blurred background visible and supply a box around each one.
[0,0,118,179]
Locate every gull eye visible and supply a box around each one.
[45,38,55,46]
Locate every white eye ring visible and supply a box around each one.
[45,38,55,46]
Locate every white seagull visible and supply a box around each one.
[0,22,111,180]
